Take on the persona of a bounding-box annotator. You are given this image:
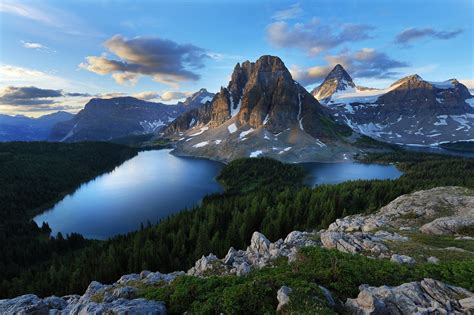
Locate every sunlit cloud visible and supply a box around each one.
[80,35,209,87]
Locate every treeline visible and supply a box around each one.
[0,142,137,293]
[2,151,473,298]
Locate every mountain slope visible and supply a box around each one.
[164,55,357,162]
[312,65,474,146]
[0,111,74,141]
[49,89,213,142]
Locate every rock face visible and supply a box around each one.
[49,89,213,142]
[164,55,358,163]
[312,65,474,146]
[346,278,474,314]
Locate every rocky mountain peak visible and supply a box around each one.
[312,64,355,102]
[390,74,425,88]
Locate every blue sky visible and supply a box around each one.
[0,0,472,116]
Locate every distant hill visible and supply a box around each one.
[0,111,74,141]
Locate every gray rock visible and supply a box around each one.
[276,286,292,311]
[345,278,473,314]
[250,232,271,256]
[69,298,166,315]
[319,285,335,306]
[0,294,48,315]
[390,254,416,264]
[44,296,67,310]
[427,256,440,264]
[116,273,140,285]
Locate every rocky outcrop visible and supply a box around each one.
[188,231,319,276]
[0,270,181,314]
[345,278,474,314]
[320,186,474,264]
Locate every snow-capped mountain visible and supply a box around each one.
[311,64,356,103]
[49,89,214,142]
[312,65,474,146]
[163,55,360,163]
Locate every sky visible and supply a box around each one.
[0,0,473,117]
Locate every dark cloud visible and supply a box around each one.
[0,86,90,107]
[395,27,462,46]
[267,18,374,55]
[80,35,208,87]
[291,48,408,86]
[64,92,91,97]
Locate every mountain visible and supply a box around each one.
[311,64,356,103]
[163,55,360,163]
[48,89,214,142]
[312,65,474,146]
[0,111,74,141]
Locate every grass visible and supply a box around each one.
[387,231,474,263]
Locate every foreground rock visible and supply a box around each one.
[320,186,474,260]
[346,278,474,314]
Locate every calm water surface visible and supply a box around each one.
[34,150,224,239]
[35,150,403,239]
[302,162,402,186]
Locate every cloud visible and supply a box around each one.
[160,91,193,101]
[22,42,44,49]
[0,1,56,26]
[21,41,55,52]
[0,1,101,37]
[132,91,161,101]
[272,3,302,21]
[291,48,408,86]
[395,27,463,46]
[80,35,208,87]
[0,86,90,107]
[267,18,374,55]
[64,92,91,97]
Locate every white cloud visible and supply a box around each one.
[272,3,302,21]
[132,91,161,101]
[160,91,193,101]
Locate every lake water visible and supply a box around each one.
[34,150,402,239]
[34,150,224,239]
[302,162,402,186]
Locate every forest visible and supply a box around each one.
[0,145,473,298]
[0,142,137,294]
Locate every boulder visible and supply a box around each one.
[345,278,474,314]
[276,286,292,311]
[390,254,416,264]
